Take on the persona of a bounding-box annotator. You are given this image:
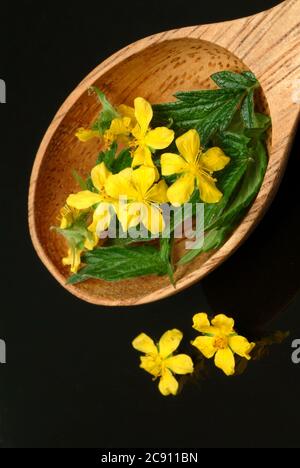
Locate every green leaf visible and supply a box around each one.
[112,148,132,173]
[202,131,252,230]
[211,71,258,91]
[96,141,118,171]
[204,158,249,230]
[96,144,132,174]
[241,89,257,128]
[211,140,268,230]
[177,159,248,266]
[153,88,244,146]
[53,214,94,251]
[244,113,271,140]
[86,176,96,192]
[214,131,251,160]
[177,130,265,265]
[90,87,119,135]
[153,71,260,145]
[71,169,87,190]
[167,189,200,234]
[68,245,169,283]
[160,237,175,285]
[106,228,153,247]
[178,224,234,265]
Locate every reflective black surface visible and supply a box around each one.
[1,0,300,448]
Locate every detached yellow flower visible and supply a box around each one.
[161,129,230,206]
[132,329,194,396]
[191,313,255,376]
[105,166,168,234]
[75,128,100,142]
[131,97,174,168]
[67,162,113,234]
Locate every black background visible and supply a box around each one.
[1,0,300,449]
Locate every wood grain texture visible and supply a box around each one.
[28,0,300,306]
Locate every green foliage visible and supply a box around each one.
[64,71,271,284]
[68,245,169,283]
[97,143,132,174]
[153,71,259,146]
[177,75,270,265]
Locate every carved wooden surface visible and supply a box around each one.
[29,0,300,305]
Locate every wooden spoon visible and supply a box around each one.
[28,0,300,306]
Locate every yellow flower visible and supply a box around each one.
[61,232,98,274]
[103,104,136,147]
[75,128,100,142]
[67,162,113,234]
[76,104,136,146]
[105,166,168,234]
[191,313,255,376]
[62,247,83,274]
[59,204,81,229]
[161,129,230,206]
[132,329,194,396]
[60,204,99,273]
[130,97,174,168]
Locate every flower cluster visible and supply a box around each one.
[132,313,255,396]
[56,90,230,274]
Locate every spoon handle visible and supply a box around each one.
[194,0,300,135]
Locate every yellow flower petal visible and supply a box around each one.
[192,313,211,332]
[191,336,216,358]
[91,162,111,192]
[214,348,235,376]
[88,202,112,234]
[125,202,144,230]
[164,354,194,375]
[197,172,223,204]
[211,314,235,335]
[109,117,132,136]
[132,145,154,168]
[118,104,136,121]
[59,205,78,229]
[67,191,103,210]
[114,198,143,232]
[146,179,169,204]
[62,248,82,273]
[141,204,165,234]
[140,355,162,377]
[144,127,174,150]
[131,123,143,141]
[132,332,157,354]
[200,147,230,172]
[158,368,179,396]
[75,128,99,142]
[132,166,156,198]
[134,97,153,136]
[176,129,200,164]
[158,329,182,359]
[160,152,189,176]
[229,336,255,360]
[105,169,137,201]
[167,173,195,206]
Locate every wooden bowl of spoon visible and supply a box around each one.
[28,0,300,306]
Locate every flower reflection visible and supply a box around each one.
[176,329,290,392]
